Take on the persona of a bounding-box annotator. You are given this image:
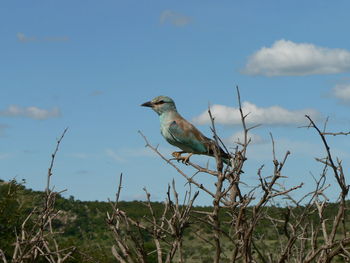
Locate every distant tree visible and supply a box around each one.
[0,179,29,259]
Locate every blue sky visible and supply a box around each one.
[2,1,350,205]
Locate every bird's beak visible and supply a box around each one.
[141,101,153,107]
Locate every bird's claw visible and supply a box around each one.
[172,152,182,159]
[172,152,192,165]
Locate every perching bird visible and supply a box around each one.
[141,96,230,165]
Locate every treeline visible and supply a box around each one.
[0,178,166,262]
[1,178,348,262]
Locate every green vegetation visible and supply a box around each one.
[1,178,348,262]
[0,179,177,262]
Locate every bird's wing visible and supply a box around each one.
[167,118,211,154]
[168,117,230,159]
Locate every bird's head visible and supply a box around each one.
[141,96,177,115]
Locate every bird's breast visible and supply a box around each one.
[160,120,173,139]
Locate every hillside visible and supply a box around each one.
[0,179,168,262]
[1,178,349,262]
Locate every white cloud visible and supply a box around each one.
[332,83,350,103]
[17,32,26,41]
[17,32,37,42]
[0,105,60,120]
[160,10,192,27]
[243,39,350,76]
[17,32,68,43]
[193,102,320,126]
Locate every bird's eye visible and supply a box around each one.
[154,100,165,105]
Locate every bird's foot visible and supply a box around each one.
[182,153,193,164]
[172,152,193,164]
[172,151,183,159]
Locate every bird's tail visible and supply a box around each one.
[222,157,232,167]
[207,141,232,167]
[211,148,232,167]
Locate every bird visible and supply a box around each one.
[141,96,231,165]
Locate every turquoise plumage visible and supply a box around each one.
[141,96,230,164]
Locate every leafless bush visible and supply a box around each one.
[0,128,76,263]
[109,87,350,262]
[106,174,198,263]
